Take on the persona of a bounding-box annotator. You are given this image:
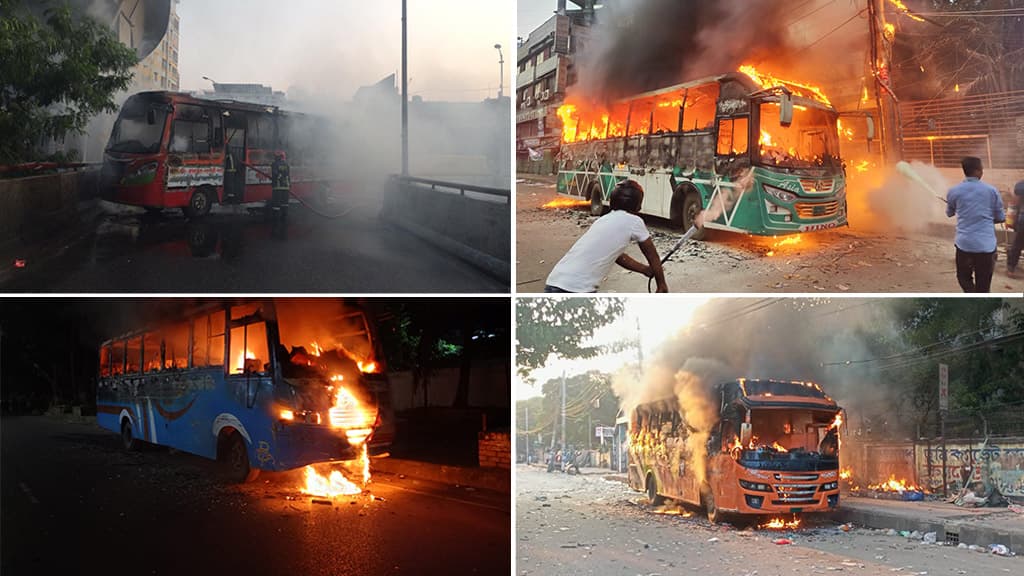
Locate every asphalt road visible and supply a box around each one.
[1,416,510,575]
[517,465,1019,576]
[2,199,506,293]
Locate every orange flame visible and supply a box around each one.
[329,386,377,444]
[542,197,590,209]
[738,64,832,107]
[760,516,801,530]
[868,474,920,493]
[771,442,788,453]
[765,234,803,257]
[887,0,925,22]
[840,467,853,480]
[301,444,370,498]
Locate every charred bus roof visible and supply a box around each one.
[612,72,836,112]
[126,91,311,118]
[720,378,838,410]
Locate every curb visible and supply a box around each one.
[379,213,510,284]
[834,499,1023,551]
[372,457,510,493]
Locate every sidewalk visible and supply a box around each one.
[371,457,510,494]
[836,495,1023,550]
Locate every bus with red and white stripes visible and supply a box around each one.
[100,91,336,217]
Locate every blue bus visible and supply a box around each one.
[96,299,394,483]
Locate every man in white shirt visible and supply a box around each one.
[545,180,670,293]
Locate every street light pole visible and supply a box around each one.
[401,0,409,177]
[494,44,504,99]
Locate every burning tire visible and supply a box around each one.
[120,419,137,451]
[588,181,605,216]
[219,431,260,484]
[184,186,213,219]
[646,473,665,506]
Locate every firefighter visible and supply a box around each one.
[270,151,291,216]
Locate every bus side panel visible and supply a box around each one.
[708,453,744,513]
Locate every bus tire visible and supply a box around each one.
[646,473,665,506]
[671,185,707,240]
[219,431,259,484]
[121,418,137,451]
[588,181,605,216]
[184,187,213,219]
[702,485,721,524]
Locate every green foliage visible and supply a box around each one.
[0,1,138,163]
[516,297,625,380]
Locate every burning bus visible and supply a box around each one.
[556,66,851,239]
[628,378,843,523]
[100,91,336,217]
[96,299,394,483]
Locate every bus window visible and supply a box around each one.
[169,105,211,154]
[209,310,226,367]
[143,332,162,372]
[230,322,269,375]
[717,117,749,156]
[627,100,654,137]
[192,315,210,367]
[165,322,189,370]
[99,345,112,377]
[126,336,142,374]
[110,340,126,375]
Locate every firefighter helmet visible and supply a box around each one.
[609,179,644,213]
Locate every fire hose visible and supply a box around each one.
[648,225,700,293]
[240,161,358,220]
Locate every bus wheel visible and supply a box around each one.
[184,187,213,219]
[702,486,721,524]
[220,432,260,484]
[588,182,605,216]
[681,192,707,240]
[646,474,665,506]
[121,419,137,451]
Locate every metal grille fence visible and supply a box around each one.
[899,90,1024,169]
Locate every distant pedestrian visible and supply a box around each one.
[1007,180,1024,279]
[545,179,669,293]
[946,156,1005,293]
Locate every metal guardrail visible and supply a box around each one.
[394,175,510,203]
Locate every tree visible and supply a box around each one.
[516,297,625,379]
[0,0,138,164]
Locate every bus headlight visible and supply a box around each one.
[763,184,797,203]
[820,481,839,491]
[739,479,773,492]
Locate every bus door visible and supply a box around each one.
[227,307,272,419]
[223,114,247,204]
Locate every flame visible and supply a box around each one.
[886,0,925,22]
[771,442,788,453]
[868,474,920,493]
[760,516,801,530]
[310,341,323,356]
[301,444,371,498]
[829,413,843,430]
[861,86,870,104]
[954,84,960,93]
[542,197,590,209]
[765,234,803,257]
[738,64,832,107]
[234,349,257,373]
[760,129,774,147]
[329,385,377,444]
[837,119,855,142]
[854,160,870,173]
[839,467,852,480]
[883,22,896,40]
[357,360,378,374]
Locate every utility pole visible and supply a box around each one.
[401,0,409,176]
[560,371,566,453]
[524,405,530,464]
[494,44,504,99]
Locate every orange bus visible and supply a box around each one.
[100,91,335,217]
[628,378,843,523]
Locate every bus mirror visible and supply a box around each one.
[146,108,156,126]
[865,116,876,140]
[214,127,224,148]
[779,92,794,127]
[740,422,753,446]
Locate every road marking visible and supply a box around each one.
[19,482,40,505]
[376,482,509,513]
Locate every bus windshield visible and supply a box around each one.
[757,102,840,169]
[274,299,379,381]
[107,95,168,154]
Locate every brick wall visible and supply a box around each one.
[478,431,511,469]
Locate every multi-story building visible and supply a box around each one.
[133,0,179,91]
[515,0,597,173]
[197,83,288,107]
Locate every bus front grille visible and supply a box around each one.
[795,201,839,219]
[799,179,835,194]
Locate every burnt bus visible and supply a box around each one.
[629,378,843,522]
